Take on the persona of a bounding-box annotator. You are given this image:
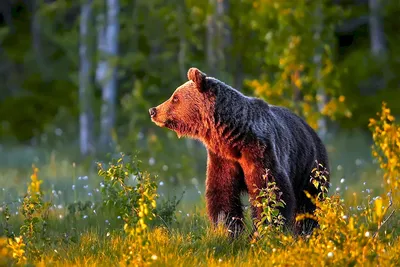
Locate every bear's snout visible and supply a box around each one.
[149,105,168,127]
[149,107,157,118]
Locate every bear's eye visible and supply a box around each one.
[172,95,179,103]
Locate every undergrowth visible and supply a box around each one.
[0,103,400,266]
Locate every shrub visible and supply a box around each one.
[97,154,158,265]
[369,102,400,205]
[8,166,51,262]
[252,169,286,237]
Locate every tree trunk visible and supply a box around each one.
[369,0,386,57]
[314,1,328,140]
[206,0,230,79]
[79,0,95,156]
[96,0,119,151]
[206,0,217,76]
[234,56,243,91]
[28,0,49,78]
[217,0,231,75]
[177,3,186,82]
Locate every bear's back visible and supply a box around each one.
[261,104,329,177]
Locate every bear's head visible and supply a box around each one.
[149,67,215,139]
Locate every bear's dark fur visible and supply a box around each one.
[150,67,330,235]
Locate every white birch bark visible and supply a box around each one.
[96,0,119,150]
[79,0,94,156]
[206,0,231,78]
[206,0,217,76]
[314,1,328,139]
[369,0,386,57]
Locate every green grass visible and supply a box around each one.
[9,209,397,267]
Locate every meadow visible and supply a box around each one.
[0,104,399,267]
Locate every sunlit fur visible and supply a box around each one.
[151,80,215,139]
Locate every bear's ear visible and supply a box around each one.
[187,67,207,92]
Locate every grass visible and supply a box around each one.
[6,210,398,267]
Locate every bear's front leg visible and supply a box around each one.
[205,150,246,237]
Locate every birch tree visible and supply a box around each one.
[314,1,328,139]
[177,2,187,82]
[206,0,230,78]
[206,0,217,76]
[79,0,95,156]
[369,0,386,57]
[27,0,49,78]
[96,0,119,151]
[217,0,231,75]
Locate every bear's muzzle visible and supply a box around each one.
[149,107,157,118]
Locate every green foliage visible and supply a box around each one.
[1,205,12,238]
[252,170,286,235]
[97,154,158,231]
[246,0,352,130]
[155,193,183,226]
[309,162,330,200]
[18,166,51,261]
[97,154,159,265]
[0,1,78,140]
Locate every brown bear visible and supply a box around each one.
[149,67,330,235]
